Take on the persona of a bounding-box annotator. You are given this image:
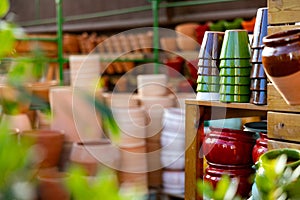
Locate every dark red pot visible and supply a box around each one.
[203,127,256,165]
[204,162,255,198]
[252,132,268,163]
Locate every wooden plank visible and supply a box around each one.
[268,25,300,35]
[267,84,300,113]
[185,99,268,111]
[268,139,300,150]
[268,0,300,24]
[268,111,300,142]
[185,104,201,200]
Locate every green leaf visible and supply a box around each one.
[0,0,9,18]
[0,23,15,57]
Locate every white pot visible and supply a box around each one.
[163,108,185,133]
[162,170,185,187]
[161,130,185,152]
[137,74,167,96]
[161,150,185,170]
[102,93,140,108]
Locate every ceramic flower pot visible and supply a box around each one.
[252,132,268,163]
[203,127,256,165]
[262,28,300,105]
[204,162,255,198]
[20,129,65,168]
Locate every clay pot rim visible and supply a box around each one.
[21,129,65,137]
[263,28,300,47]
[208,127,256,142]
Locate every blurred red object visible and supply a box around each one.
[186,59,199,80]
[195,24,209,45]
[164,56,184,77]
[242,17,256,33]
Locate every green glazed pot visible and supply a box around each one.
[258,148,300,169]
[219,76,251,85]
[220,67,251,76]
[219,59,251,68]
[198,59,219,68]
[219,85,250,95]
[220,94,250,103]
[197,75,220,84]
[197,83,220,92]
[220,30,251,59]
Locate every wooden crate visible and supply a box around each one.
[268,111,300,142]
[268,139,300,150]
[268,0,300,34]
[267,84,300,113]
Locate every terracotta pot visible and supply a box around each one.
[37,168,70,200]
[252,132,268,163]
[20,129,65,168]
[63,33,80,54]
[0,113,32,132]
[69,140,120,176]
[204,162,254,198]
[203,127,256,165]
[262,28,300,105]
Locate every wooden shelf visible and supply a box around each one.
[184,99,268,200]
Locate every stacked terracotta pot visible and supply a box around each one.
[196,31,224,101]
[250,8,268,105]
[203,127,256,198]
[137,74,175,189]
[103,93,148,194]
[161,108,185,195]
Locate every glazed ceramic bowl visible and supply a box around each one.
[220,30,251,59]
[252,132,268,163]
[258,148,300,169]
[197,75,220,84]
[198,58,219,68]
[204,162,255,198]
[203,127,256,165]
[197,66,219,76]
[250,90,267,105]
[196,92,220,101]
[250,63,267,78]
[198,31,224,59]
[251,7,268,48]
[219,76,250,85]
[251,48,263,63]
[219,85,250,95]
[196,83,220,93]
[219,58,251,68]
[250,78,267,91]
[220,94,250,103]
[219,67,251,76]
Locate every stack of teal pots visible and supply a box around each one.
[218,30,251,103]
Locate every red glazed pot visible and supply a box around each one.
[203,127,256,165]
[252,132,268,163]
[204,162,255,198]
